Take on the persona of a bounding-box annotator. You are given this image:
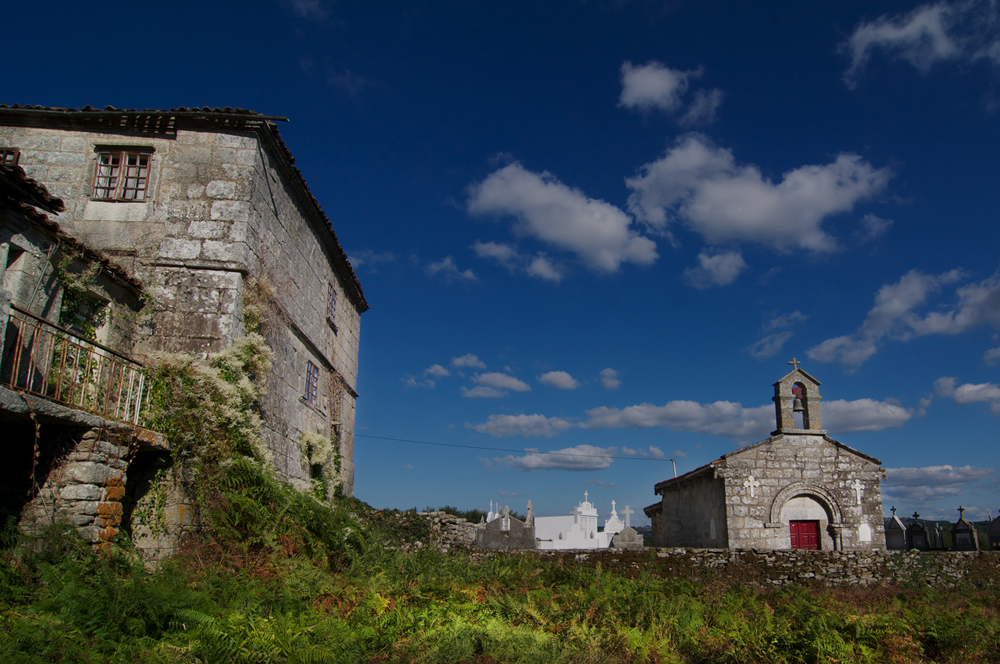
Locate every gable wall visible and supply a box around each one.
[717,434,886,551]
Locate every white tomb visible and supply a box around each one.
[534,492,625,550]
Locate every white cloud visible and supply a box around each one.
[467,162,658,274]
[461,386,505,398]
[475,372,531,392]
[984,346,1000,365]
[347,249,396,270]
[679,88,724,126]
[538,371,580,390]
[425,364,450,377]
[402,375,435,389]
[809,269,1000,367]
[469,414,576,438]
[619,61,696,112]
[525,254,564,282]
[621,446,666,458]
[672,450,688,459]
[764,311,809,332]
[822,398,913,432]
[495,444,617,471]
[683,249,747,288]
[748,331,794,359]
[584,401,775,442]
[472,241,566,282]
[587,479,618,487]
[935,376,1000,413]
[626,134,891,252]
[600,368,621,390]
[882,464,996,508]
[748,311,808,358]
[452,354,487,369]
[426,256,477,282]
[582,396,910,442]
[472,240,519,265]
[842,2,1000,86]
[857,214,894,242]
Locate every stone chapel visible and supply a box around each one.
[644,361,887,551]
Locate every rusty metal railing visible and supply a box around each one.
[1,304,147,425]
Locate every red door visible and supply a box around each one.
[790,520,820,550]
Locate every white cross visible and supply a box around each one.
[743,475,761,498]
[851,479,864,505]
[611,500,616,512]
[621,505,634,528]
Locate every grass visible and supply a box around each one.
[2,487,999,664]
[5,321,995,662]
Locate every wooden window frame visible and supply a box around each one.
[91,147,153,201]
[304,361,320,404]
[0,147,20,167]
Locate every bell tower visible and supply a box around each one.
[772,358,825,434]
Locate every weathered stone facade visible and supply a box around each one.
[0,106,367,498]
[645,365,886,551]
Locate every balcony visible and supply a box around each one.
[1,304,148,426]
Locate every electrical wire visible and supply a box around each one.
[355,433,670,461]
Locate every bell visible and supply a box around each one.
[792,398,804,413]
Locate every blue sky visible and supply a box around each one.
[7,0,1000,524]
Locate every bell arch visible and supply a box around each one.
[768,482,843,525]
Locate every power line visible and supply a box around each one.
[355,434,670,461]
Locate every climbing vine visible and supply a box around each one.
[52,249,108,339]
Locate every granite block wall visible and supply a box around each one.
[0,123,363,496]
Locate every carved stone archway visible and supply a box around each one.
[767,482,844,526]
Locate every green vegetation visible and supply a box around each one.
[3,504,1000,663]
[3,287,997,663]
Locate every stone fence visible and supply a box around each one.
[390,512,1000,588]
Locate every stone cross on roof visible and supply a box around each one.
[891,506,897,517]
[584,490,588,502]
[621,505,634,528]
[788,357,801,371]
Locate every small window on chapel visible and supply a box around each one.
[304,361,320,404]
[0,148,20,167]
[92,147,152,201]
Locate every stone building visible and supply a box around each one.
[644,362,887,551]
[2,162,167,543]
[0,105,367,502]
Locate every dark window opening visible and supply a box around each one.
[0,148,20,167]
[120,450,172,539]
[309,463,324,480]
[92,149,151,201]
[304,361,319,404]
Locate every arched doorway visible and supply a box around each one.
[781,496,829,550]
[770,483,843,551]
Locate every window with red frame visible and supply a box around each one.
[304,361,320,404]
[92,149,151,201]
[0,148,19,166]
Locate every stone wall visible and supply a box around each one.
[654,471,728,548]
[416,511,477,553]
[0,122,364,496]
[489,547,1000,589]
[717,434,886,551]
